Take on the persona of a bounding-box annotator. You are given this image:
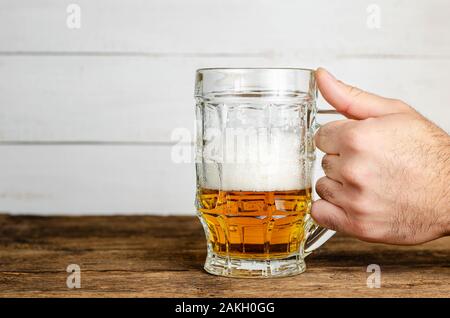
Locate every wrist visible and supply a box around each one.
[438,211,450,237]
[436,143,450,237]
[431,190,450,239]
[440,205,450,237]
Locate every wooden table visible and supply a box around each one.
[0,215,448,298]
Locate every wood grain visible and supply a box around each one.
[0,215,448,297]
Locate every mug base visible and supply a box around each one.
[203,252,306,278]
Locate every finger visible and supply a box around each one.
[316,67,411,119]
[321,154,343,183]
[311,199,350,233]
[314,120,348,154]
[315,176,345,207]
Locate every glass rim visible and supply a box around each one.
[195,67,317,100]
[196,67,315,73]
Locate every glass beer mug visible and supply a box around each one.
[195,68,336,278]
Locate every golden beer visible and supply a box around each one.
[197,187,312,259]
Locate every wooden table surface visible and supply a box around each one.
[0,214,448,298]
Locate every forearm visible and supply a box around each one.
[435,134,450,237]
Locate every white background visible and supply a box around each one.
[1,0,449,215]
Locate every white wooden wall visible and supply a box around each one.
[1,0,449,215]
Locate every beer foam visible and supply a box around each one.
[198,130,309,191]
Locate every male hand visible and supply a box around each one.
[311,68,450,245]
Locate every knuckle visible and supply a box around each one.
[315,177,334,200]
[351,197,368,215]
[390,98,412,112]
[314,132,322,149]
[342,127,365,152]
[317,125,327,137]
[347,193,371,216]
[321,155,332,172]
[317,122,336,139]
[340,163,362,185]
[343,161,372,187]
[348,85,365,99]
[315,126,328,145]
[315,177,326,193]
[311,204,344,233]
[318,213,341,232]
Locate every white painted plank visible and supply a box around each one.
[0,56,449,143]
[0,0,449,56]
[0,145,196,214]
[0,56,267,143]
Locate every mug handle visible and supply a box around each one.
[304,108,341,256]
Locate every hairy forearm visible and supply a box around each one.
[436,133,450,236]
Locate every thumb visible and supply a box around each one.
[316,67,411,119]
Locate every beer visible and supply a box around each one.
[197,187,311,259]
[196,128,312,259]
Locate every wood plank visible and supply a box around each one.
[0,215,448,297]
[1,56,449,143]
[1,0,449,56]
[0,145,195,214]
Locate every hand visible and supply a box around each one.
[311,68,450,245]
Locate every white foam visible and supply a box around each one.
[199,130,309,191]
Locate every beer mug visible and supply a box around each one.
[194,68,336,278]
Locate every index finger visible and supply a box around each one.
[314,120,349,154]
